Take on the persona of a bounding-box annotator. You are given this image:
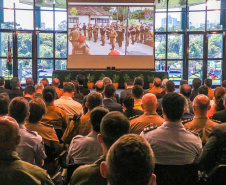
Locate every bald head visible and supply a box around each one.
[103,77,112,85]
[193,95,210,115]
[141,93,158,112]
[0,116,20,151]
[180,84,191,98]
[154,78,161,87]
[95,80,104,92]
[162,79,169,88]
[52,78,60,87]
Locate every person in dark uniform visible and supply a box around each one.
[117,26,123,48]
[88,23,92,40]
[122,24,125,41]
[100,24,106,46]
[135,25,140,42]
[144,26,149,41]
[110,27,117,50]
[93,23,98,42]
[130,26,136,45]
[106,23,110,40]
[82,23,87,37]
[140,24,144,41]
[125,28,130,47]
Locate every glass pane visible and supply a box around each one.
[55,60,67,70]
[35,11,53,30]
[155,0,167,11]
[189,34,203,59]
[167,34,183,59]
[55,1,66,9]
[0,58,13,79]
[37,33,53,58]
[18,59,32,84]
[188,0,206,10]
[2,0,14,8]
[0,32,13,57]
[15,0,33,9]
[155,34,166,59]
[168,0,186,10]
[167,61,183,85]
[208,34,223,58]
[187,12,205,31]
[0,9,14,29]
[188,60,203,84]
[38,59,53,83]
[155,61,165,72]
[55,11,67,31]
[35,0,53,10]
[155,13,166,32]
[16,10,34,30]
[207,10,225,31]
[168,12,186,31]
[55,33,67,58]
[207,60,222,85]
[17,33,32,58]
[207,0,222,10]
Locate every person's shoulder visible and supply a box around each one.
[185,129,200,137]
[182,118,194,127]
[211,123,226,137]
[71,135,85,142]
[40,122,54,128]
[142,125,158,134]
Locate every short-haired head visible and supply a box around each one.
[162,78,169,88]
[204,79,212,88]
[10,77,21,89]
[0,93,10,116]
[193,95,210,114]
[192,78,202,90]
[198,85,208,96]
[42,86,56,103]
[26,78,34,86]
[134,77,144,86]
[180,84,191,98]
[0,76,5,86]
[162,93,185,121]
[71,80,80,93]
[87,92,103,111]
[180,80,188,86]
[214,87,226,111]
[63,82,75,93]
[103,77,112,85]
[142,93,157,112]
[126,79,133,86]
[35,83,44,91]
[24,85,35,95]
[76,74,86,85]
[100,112,130,149]
[132,85,143,99]
[95,80,104,92]
[222,80,226,88]
[9,97,29,124]
[40,78,49,87]
[166,80,175,93]
[122,95,134,111]
[29,98,46,123]
[103,134,155,185]
[0,116,20,151]
[154,78,161,87]
[104,84,115,98]
[52,78,60,87]
[90,107,109,133]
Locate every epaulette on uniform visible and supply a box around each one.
[26,129,38,136]
[186,129,200,137]
[41,122,54,127]
[181,118,193,125]
[129,115,140,121]
[143,125,158,133]
[72,135,83,141]
[210,118,221,124]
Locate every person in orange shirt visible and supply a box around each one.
[51,78,63,98]
[132,85,144,111]
[204,79,214,100]
[148,78,162,95]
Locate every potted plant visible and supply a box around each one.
[99,73,106,80]
[86,73,95,89]
[123,74,130,89]
[63,73,72,85]
[112,74,120,89]
[147,75,155,89]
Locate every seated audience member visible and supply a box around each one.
[51,78,63,98]
[120,79,133,104]
[67,107,108,165]
[207,87,225,117]
[9,77,23,100]
[100,134,156,185]
[76,74,90,96]
[149,77,162,95]
[212,94,226,122]
[41,86,69,131]
[130,93,164,134]
[103,84,122,112]
[134,77,148,94]
[184,95,218,145]
[190,78,201,102]
[222,80,226,88]
[180,84,193,114]
[198,85,208,96]
[40,78,49,87]
[23,85,35,102]
[0,117,54,185]
[156,80,175,116]
[0,93,10,117]
[34,83,44,98]
[201,123,226,174]
[69,111,130,185]
[156,78,168,99]
[95,80,104,94]
[26,78,34,86]
[204,79,214,100]
[0,76,9,94]
[141,93,202,165]
[122,95,143,119]
[9,97,46,167]
[103,77,119,103]
[181,95,194,121]
[132,85,144,111]
[71,80,84,104]
[54,82,83,119]
[62,92,103,143]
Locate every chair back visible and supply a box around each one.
[206,164,226,185]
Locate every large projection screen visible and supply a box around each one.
[67,1,155,70]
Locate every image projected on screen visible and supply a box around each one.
[68,6,154,56]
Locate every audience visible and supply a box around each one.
[130,93,164,134]
[204,79,214,100]
[134,77,148,94]
[198,85,208,96]
[23,85,35,102]
[71,80,84,104]
[0,93,10,116]
[40,78,49,87]
[180,84,193,114]
[9,77,23,100]
[190,78,202,101]
[103,77,120,103]
[51,78,63,98]
[34,83,44,98]
[120,79,133,104]
[212,94,226,122]
[0,116,54,185]
[132,85,144,111]
[95,80,105,94]
[76,74,90,96]
[149,77,162,95]
[0,76,9,94]
[26,78,34,86]
[222,80,226,88]
[156,78,168,99]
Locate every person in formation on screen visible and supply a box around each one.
[93,23,98,43]
[82,23,87,37]
[88,23,92,40]
[75,35,92,55]
[100,23,106,46]
[110,26,118,51]
[69,26,81,55]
